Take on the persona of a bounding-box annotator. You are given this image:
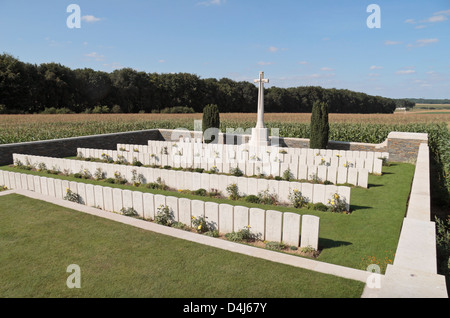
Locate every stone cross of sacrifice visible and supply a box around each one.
[254,71,269,129]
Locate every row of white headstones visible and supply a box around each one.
[6,157,320,249]
[9,139,386,250]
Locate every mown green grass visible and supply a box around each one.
[0,194,364,298]
[1,162,415,271]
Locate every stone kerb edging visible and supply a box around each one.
[362,142,448,298]
[12,153,351,209]
[0,169,319,248]
[77,147,369,188]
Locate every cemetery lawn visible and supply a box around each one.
[0,193,364,298]
[0,162,415,272]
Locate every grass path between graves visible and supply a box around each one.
[0,162,415,272]
[0,193,365,298]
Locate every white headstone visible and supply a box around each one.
[301,183,314,204]
[132,191,144,218]
[233,206,249,232]
[204,201,219,231]
[191,199,205,220]
[76,182,87,205]
[26,174,35,191]
[84,183,95,206]
[265,210,283,242]
[347,168,358,186]
[143,193,155,220]
[357,168,369,188]
[312,184,326,204]
[178,198,192,226]
[337,167,348,184]
[249,208,265,241]
[166,196,179,222]
[300,215,320,251]
[219,204,234,234]
[282,212,301,247]
[113,188,123,213]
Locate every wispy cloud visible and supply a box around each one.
[298,61,308,65]
[370,65,383,70]
[197,0,225,6]
[384,40,402,46]
[158,59,166,63]
[84,52,105,61]
[320,67,334,71]
[407,38,439,48]
[81,15,102,23]
[257,61,274,66]
[268,46,279,53]
[396,70,416,75]
[102,62,122,70]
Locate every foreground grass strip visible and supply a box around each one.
[0,162,415,271]
[0,194,364,298]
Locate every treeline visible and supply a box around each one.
[0,53,399,114]
[407,98,450,105]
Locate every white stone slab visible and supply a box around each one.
[218,175,230,196]
[301,183,314,204]
[337,167,348,184]
[92,185,104,209]
[324,185,338,205]
[26,174,34,191]
[233,206,249,232]
[143,193,155,220]
[326,166,337,184]
[307,166,317,181]
[256,178,268,194]
[192,173,202,190]
[122,189,133,211]
[178,198,192,226]
[357,168,369,188]
[154,194,166,214]
[218,204,234,234]
[204,201,219,231]
[278,180,291,204]
[132,191,144,217]
[191,200,205,219]
[298,165,308,180]
[33,176,42,194]
[312,184,326,204]
[76,182,87,205]
[246,177,258,196]
[113,188,123,213]
[166,196,179,222]
[300,215,320,250]
[373,158,383,175]
[237,177,248,197]
[14,173,22,190]
[337,186,351,211]
[249,208,265,241]
[209,174,219,192]
[347,168,358,186]
[317,166,327,183]
[282,212,301,247]
[364,157,374,173]
[84,184,95,207]
[200,173,210,191]
[265,210,283,243]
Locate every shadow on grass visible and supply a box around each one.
[318,237,352,249]
[350,204,373,212]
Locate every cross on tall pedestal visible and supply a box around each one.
[249,71,270,148]
[254,71,269,128]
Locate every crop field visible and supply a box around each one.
[1,112,449,145]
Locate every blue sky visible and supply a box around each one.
[0,0,449,99]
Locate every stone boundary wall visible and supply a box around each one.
[0,129,164,166]
[0,169,320,248]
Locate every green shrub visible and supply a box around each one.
[265,241,286,250]
[245,195,261,204]
[226,183,240,200]
[193,188,207,196]
[310,100,329,149]
[202,104,220,144]
[154,205,174,226]
[313,202,328,211]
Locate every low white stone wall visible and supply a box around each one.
[12,154,351,209]
[0,169,321,248]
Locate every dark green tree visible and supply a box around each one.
[310,101,329,149]
[202,104,220,144]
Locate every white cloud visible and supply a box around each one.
[404,19,416,24]
[415,25,427,29]
[368,73,380,77]
[298,61,308,65]
[434,9,450,16]
[197,0,225,6]
[257,61,274,66]
[422,15,448,23]
[370,65,383,70]
[268,46,279,53]
[384,40,402,45]
[84,52,105,61]
[102,62,122,70]
[406,38,439,48]
[396,69,416,75]
[320,67,334,71]
[81,15,102,23]
[158,59,166,63]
